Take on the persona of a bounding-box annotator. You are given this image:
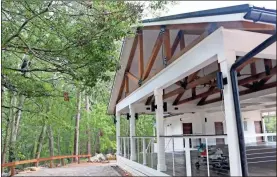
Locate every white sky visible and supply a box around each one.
[145,1,276,19]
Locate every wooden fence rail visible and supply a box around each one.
[1,154,91,176]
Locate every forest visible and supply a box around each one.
[1,0,172,165]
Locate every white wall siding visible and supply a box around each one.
[163,110,262,151]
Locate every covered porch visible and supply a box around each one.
[108,4,276,176]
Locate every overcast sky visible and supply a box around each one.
[145,1,276,19]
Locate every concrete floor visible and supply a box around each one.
[128,145,276,176]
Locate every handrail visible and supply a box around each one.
[244,133,276,137]
[160,134,227,138]
[1,154,91,176]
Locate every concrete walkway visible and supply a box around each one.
[15,162,121,176]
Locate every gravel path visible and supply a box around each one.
[15,163,121,176]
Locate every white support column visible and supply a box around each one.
[185,138,192,176]
[154,88,167,171]
[123,138,127,158]
[262,117,268,142]
[198,112,206,144]
[142,138,147,165]
[116,112,121,156]
[129,104,136,161]
[200,113,206,135]
[219,51,242,176]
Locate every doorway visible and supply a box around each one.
[254,121,264,143]
[183,123,192,148]
[214,122,225,145]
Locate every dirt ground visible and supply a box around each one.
[15,161,123,176]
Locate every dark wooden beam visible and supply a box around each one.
[201,82,277,105]
[180,67,277,106]
[179,31,185,50]
[173,77,188,105]
[138,30,144,79]
[192,87,196,97]
[173,92,185,105]
[125,76,129,96]
[238,66,276,86]
[126,72,139,83]
[168,31,210,65]
[116,34,139,104]
[143,33,163,80]
[164,71,218,99]
[126,35,139,71]
[116,77,125,103]
[236,58,259,72]
[197,86,215,106]
[176,87,220,105]
[259,59,273,85]
[170,30,183,57]
[250,62,257,75]
[163,29,171,63]
[241,84,253,89]
[145,95,154,105]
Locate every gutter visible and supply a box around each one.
[230,7,276,176]
[244,6,277,24]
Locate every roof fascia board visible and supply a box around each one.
[141,13,245,27]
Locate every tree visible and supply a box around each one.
[1,0,173,165]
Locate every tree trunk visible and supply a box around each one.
[35,124,47,159]
[95,129,100,154]
[57,130,61,164]
[47,125,54,168]
[85,95,92,159]
[8,93,17,162]
[1,93,13,164]
[73,89,81,162]
[14,95,25,138]
[31,140,37,160]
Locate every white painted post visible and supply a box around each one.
[219,51,242,176]
[199,112,206,144]
[116,112,121,156]
[154,88,167,171]
[129,104,136,161]
[123,137,127,158]
[262,117,268,142]
[185,138,192,176]
[151,138,154,168]
[142,138,147,165]
[137,138,140,163]
[172,138,175,176]
[205,138,210,176]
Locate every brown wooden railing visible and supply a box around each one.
[1,154,91,176]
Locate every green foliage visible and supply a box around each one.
[1,0,172,162]
[264,116,276,133]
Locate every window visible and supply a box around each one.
[243,121,248,131]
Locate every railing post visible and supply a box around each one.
[172,138,175,176]
[129,104,136,161]
[205,138,210,177]
[61,158,65,166]
[35,160,39,167]
[123,138,127,158]
[78,156,80,164]
[185,138,191,176]
[142,138,147,166]
[151,138,154,168]
[116,112,121,156]
[137,138,140,163]
[10,164,15,176]
[49,158,53,168]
